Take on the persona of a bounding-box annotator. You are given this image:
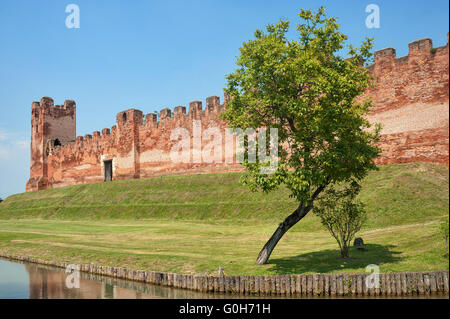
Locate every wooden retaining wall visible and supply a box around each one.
[1,253,448,297]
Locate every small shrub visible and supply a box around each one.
[314,181,367,258]
[430,47,437,54]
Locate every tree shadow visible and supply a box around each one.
[267,244,403,274]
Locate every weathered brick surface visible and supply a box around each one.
[26,34,449,192]
[365,34,449,166]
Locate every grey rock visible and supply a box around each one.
[354,237,368,251]
[354,237,364,247]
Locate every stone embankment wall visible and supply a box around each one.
[2,253,448,297]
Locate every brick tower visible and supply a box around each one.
[25,97,76,192]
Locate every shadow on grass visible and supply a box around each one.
[267,244,403,274]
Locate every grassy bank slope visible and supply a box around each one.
[0,162,448,275]
[1,162,448,229]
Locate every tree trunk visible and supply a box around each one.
[340,245,349,258]
[255,204,312,265]
[255,184,327,265]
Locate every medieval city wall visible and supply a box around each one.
[26,34,449,192]
[365,36,449,165]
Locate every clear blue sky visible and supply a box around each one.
[0,0,448,199]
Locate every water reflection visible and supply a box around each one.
[0,259,257,299]
[26,262,174,299]
[0,259,29,298]
[1,258,447,299]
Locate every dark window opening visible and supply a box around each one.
[104,160,113,182]
[54,139,61,147]
[122,113,127,123]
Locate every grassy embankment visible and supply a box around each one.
[0,162,448,275]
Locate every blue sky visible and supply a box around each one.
[0,0,448,198]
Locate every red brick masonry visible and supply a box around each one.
[26,34,449,192]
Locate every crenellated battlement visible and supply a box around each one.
[408,38,433,55]
[46,95,226,161]
[364,33,449,116]
[32,97,76,119]
[370,33,448,74]
[26,33,449,192]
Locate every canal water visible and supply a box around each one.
[0,258,447,299]
[0,258,257,299]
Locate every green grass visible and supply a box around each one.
[0,162,448,275]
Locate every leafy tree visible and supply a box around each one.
[440,217,449,258]
[221,7,381,264]
[0,198,3,203]
[313,182,367,258]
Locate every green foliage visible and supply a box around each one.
[430,47,437,54]
[221,6,381,205]
[314,181,367,258]
[0,198,3,203]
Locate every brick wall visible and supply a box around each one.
[365,35,449,165]
[25,33,449,191]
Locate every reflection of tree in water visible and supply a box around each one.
[26,264,103,299]
[24,263,252,299]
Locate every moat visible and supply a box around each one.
[0,258,447,299]
[0,258,244,299]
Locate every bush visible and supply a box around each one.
[440,217,449,258]
[314,182,367,258]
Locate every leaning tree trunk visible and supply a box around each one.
[255,204,312,265]
[255,184,327,265]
